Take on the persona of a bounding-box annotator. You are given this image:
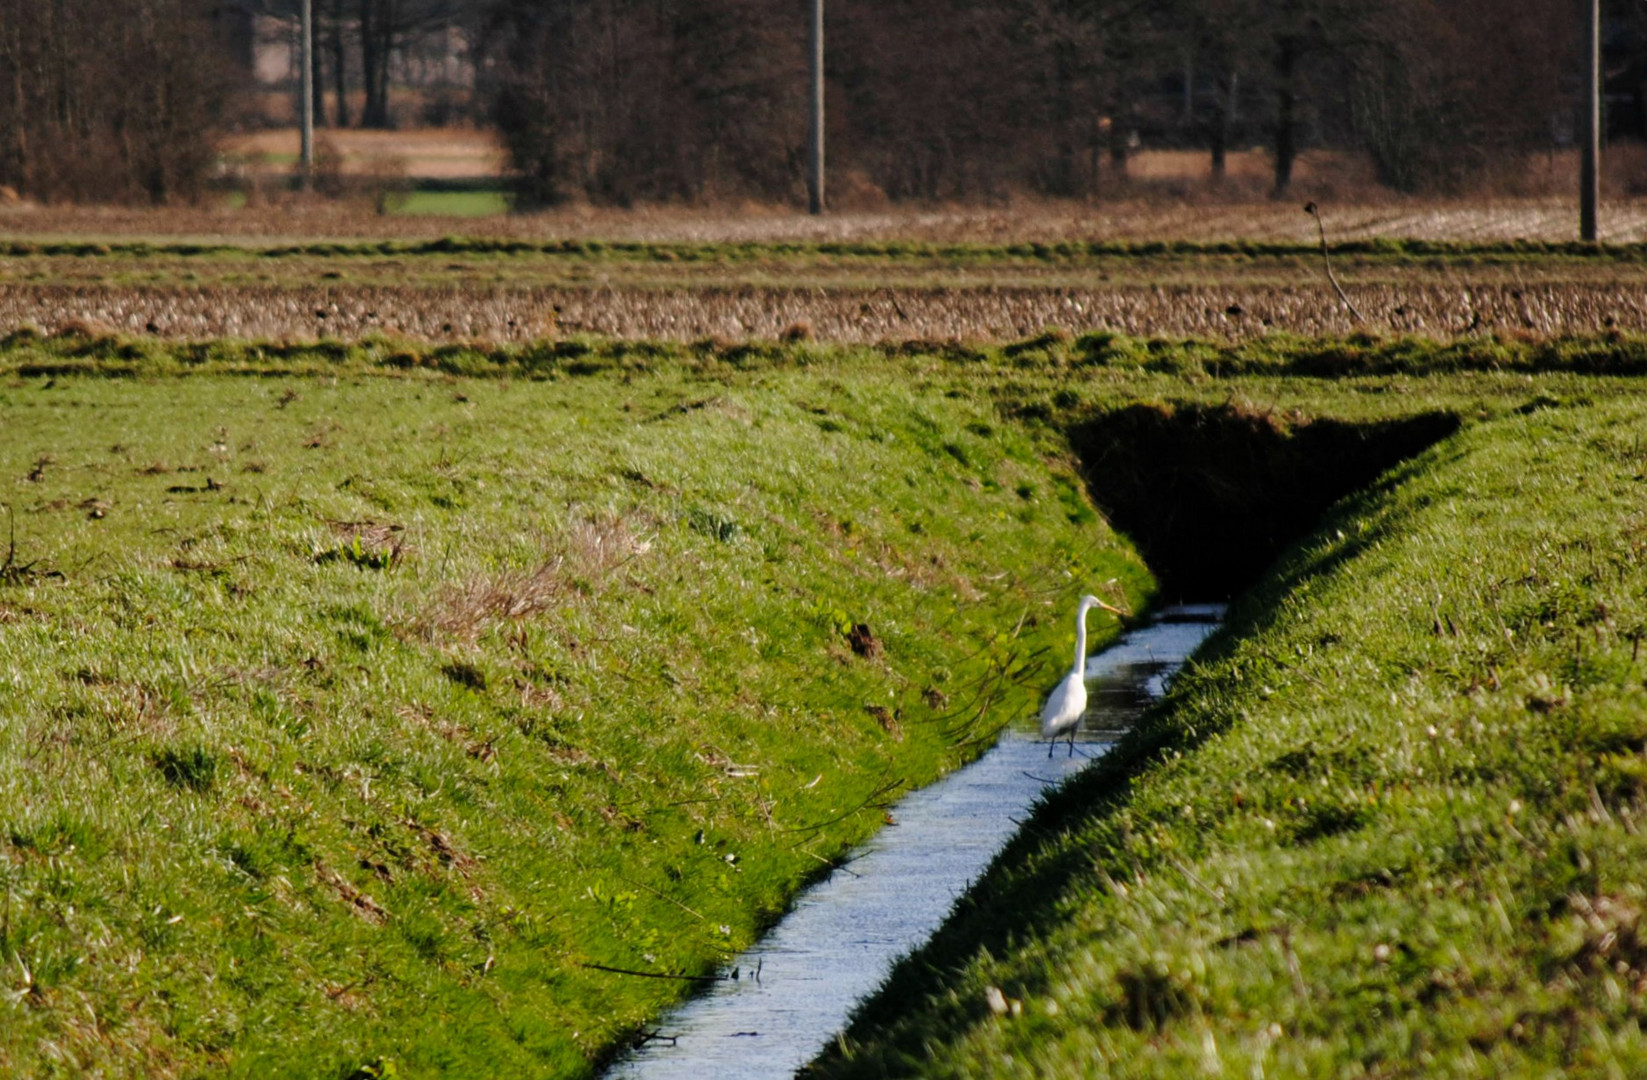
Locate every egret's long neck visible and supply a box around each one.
[1072,601,1092,675]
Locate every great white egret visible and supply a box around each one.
[1040,593,1125,757]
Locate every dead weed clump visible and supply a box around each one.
[314,520,408,570]
[417,514,647,641]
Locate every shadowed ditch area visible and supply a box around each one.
[1068,402,1462,598]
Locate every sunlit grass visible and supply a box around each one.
[0,364,1146,1077]
[814,398,1647,1078]
[6,335,1645,1077]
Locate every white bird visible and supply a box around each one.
[1040,593,1126,757]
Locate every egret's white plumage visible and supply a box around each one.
[1039,593,1125,756]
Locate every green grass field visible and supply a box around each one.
[5,329,1647,1077]
[0,348,1148,1077]
[382,191,512,218]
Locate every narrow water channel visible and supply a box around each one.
[605,604,1225,1080]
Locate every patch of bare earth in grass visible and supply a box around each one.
[11,280,1647,342]
[414,515,647,643]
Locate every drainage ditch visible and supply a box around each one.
[602,401,1463,1078]
[605,607,1224,1079]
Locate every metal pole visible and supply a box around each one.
[807,0,824,215]
[1581,0,1599,241]
[300,0,315,190]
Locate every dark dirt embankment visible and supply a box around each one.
[1068,402,1462,598]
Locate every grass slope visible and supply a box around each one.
[812,399,1647,1076]
[0,365,1147,1077]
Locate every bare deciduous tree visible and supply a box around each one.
[0,0,232,203]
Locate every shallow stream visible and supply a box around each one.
[605,604,1225,1079]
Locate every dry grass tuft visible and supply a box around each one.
[314,860,388,922]
[328,519,407,553]
[48,317,117,340]
[418,514,646,641]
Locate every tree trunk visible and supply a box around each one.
[1581,0,1599,241]
[1209,71,1234,183]
[359,0,393,128]
[1050,41,1077,196]
[1108,109,1128,179]
[1088,112,1101,200]
[1272,37,1298,196]
[330,0,349,127]
[310,5,327,129]
[2,21,26,187]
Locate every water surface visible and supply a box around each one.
[606,604,1224,1079]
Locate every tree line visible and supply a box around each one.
[0,0,1637,206]
[460,0,1611,206]
[0,0,229,202]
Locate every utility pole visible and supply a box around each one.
[300,0,316,190]
[807,0,824,215]
[1581,0,1599,241]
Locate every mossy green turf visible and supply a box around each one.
[812,398,1647,1076]
[0,363,1147,1077]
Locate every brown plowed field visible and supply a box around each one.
[11,193,1647,245]
[6,280,1646,343]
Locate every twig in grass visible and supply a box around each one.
[1279,927,1309,1000]
[615,874,706,921]
[0,505,58,585]
[884,287,911,322]
[1169,856,1225,903]
[0,505,20,582]
[1303,202,1364,324]
[793,845,863,878]
[780,773,906,834]
[636,1031,680,1047]
[578,962,729,983]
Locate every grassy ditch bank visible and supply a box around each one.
[811,399,1647,1076]
[0,366,1148,1077]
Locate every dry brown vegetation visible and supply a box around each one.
[220,129,507,182]
[13,187,1647,244]
[414,514,647,642]
[9,279,1647,343]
